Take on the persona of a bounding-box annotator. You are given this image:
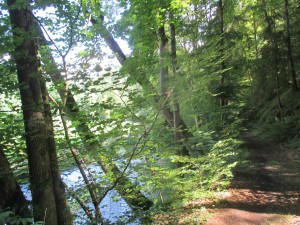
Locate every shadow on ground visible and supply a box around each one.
[203,134,300,216]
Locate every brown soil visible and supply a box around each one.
[155,134,300,224]
[203,134,300,225]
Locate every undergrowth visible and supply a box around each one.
[150,134,248,224]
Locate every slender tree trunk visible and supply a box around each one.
[284,0,299,92]
[252,9,259,61]
[170,19,180,142]
[0,145,31,220]
[56,101,103,224]
[218,0,227,108]
[7,2,72,224]
[158,25,190,156]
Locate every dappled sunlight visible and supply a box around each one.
[204,209,294,225]
[2,0,300,224]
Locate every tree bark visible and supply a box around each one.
[0,145,31,219]
[7,1,72,224]
[40,80,73,225]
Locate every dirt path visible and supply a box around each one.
[203,134,300,225]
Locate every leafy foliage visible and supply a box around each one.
[0,210,43,225]
[1,0,300,223]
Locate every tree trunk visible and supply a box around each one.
[158,26,170,101]
[252,10,259,60]
[170,21,181,142]
[7,1,71,224]
[0,145,31,219]
[169,19,191,156]
[91,19,126,65]
[218,0,227,106]
[40,80,73,225]
[284,0,299,92]
[92,18,193,142]
[158,25,190,156]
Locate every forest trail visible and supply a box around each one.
[202,134,300,225]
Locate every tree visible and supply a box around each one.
[260,0,284,120]
[7,0,72,224]
[111,0,193,154]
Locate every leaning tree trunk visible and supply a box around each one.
[7,1,72,224]
[33,19,153,211]
[0,145,31,220]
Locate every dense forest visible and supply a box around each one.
[0,0,299,224]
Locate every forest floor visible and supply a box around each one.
[154,133,300,224]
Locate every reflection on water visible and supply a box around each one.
[21,165,140,224]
